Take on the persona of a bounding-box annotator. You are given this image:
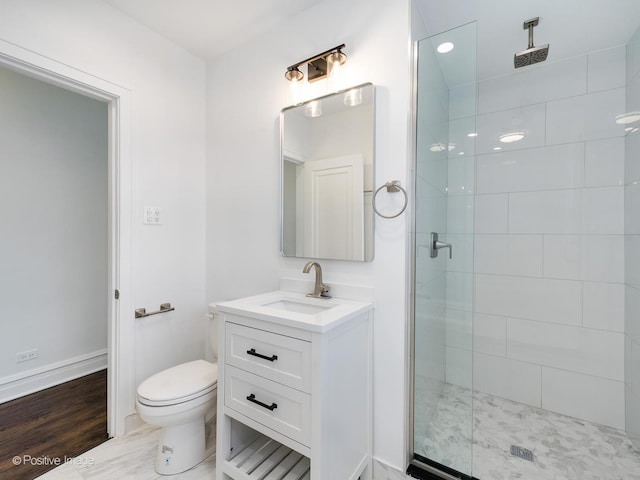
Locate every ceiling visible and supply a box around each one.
[103,0,323,60]
[416,0,640,81]
[102,0,640,81]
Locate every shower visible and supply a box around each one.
[514,17,549,68]
[410,4,640,479]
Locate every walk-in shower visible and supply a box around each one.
[410,3,640,479]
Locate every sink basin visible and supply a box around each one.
[262,299,332,315]
[215,290,373,333]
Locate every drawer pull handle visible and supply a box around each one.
[246,348,278,362]
[246,393,278,411]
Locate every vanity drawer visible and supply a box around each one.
[225,322,311,392]
[224,365,311,446]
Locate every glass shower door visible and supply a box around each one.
[411,22,477,479]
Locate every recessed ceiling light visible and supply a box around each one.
[430,143,446,152]
[467,132,478,137]
[459,152,465,155]
[499,131,525,143]
[437,42,455,54]
[616,112,640,125]
[493,147,502,151]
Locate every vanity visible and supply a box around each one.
[214,290,373,480]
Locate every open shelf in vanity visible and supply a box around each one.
[214,291,373,480]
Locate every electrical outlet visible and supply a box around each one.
[16,349,38,363]
[144,206,162,225]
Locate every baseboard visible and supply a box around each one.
[0,349,108,404]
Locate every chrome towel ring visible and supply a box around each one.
[372,180,408,219]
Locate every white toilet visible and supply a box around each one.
[136,314,218,475]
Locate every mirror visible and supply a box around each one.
[280,83,375,262]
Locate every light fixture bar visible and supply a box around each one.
[286,44,346,72]
[285,44,346,83]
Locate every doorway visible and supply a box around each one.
[0,39,134,438]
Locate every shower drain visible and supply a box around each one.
[510,445,535,462]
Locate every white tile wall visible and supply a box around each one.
[474,194,508,234]
[543,235,581,280]
[509,190,582,234]
[476,103,546,154]
[507,317,624,381]
[474,234,543,277]
[476,143,584,194]
[588,46,626,93]
[446,346,472,388]
[581,187,624,234]
[473,353,541,407]
[473,313,507,356]
[626,27,640,451]
[585,137,625,187]
[475,274,582,326]
[583,282,625,332]
[581,235,624,283]
[448,155,475,196]
[448,46,629,431]
[478,55,587,114]
[546,88,627,144]
[542,367,625,429]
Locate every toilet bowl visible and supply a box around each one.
[137,359,218,475]
[136,310,220,475]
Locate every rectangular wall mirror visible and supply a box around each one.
[280,83,375,262]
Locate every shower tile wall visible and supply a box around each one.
[446,45,629,430]
[626,26,640,451]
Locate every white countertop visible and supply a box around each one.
[214,290,373,333]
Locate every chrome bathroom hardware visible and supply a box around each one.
[135,303,175,318]
[303,261,331,298]
[430,232,453,259]
[373,180,408,219]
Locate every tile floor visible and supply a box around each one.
[416,384,640,480]
[34,423,216,480]
[33,388,640,480]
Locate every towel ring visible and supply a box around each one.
[373,180,408,219]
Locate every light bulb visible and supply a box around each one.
[305,100,322,118]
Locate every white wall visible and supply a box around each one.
[625,25,640,450]
[206,0,411,469]
[465,47,628,429]
[0,66,107,383]
[0,0,207,399]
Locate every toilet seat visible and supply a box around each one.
[137,359,218,407]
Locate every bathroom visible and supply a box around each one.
[0,0,639,479]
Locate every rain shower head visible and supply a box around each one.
[514,17,549,68]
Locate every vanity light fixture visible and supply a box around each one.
[499,131,525,143]
[285,44,347,83]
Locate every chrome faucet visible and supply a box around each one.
[302,261,331,299]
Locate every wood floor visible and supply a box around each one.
[0,370,109,480]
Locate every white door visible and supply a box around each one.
[301,154,364,260]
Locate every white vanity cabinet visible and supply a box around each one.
[215,291,373,480]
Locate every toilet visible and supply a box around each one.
[136,314,218,475]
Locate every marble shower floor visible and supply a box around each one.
[416,384,640,480]
[34,423,216,480]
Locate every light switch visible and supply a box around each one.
[144,206,162,225]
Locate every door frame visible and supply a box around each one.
[0,40,134,437]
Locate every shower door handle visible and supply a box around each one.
[430,232,452,259]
